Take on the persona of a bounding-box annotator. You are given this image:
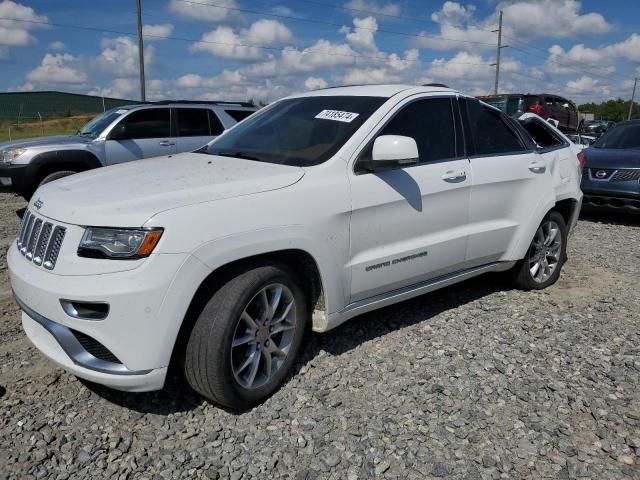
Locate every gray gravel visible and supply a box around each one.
[1,193,639,480]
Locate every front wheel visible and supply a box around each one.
[183,264,307,409]
[512,211,567,290]
[39,170,77,188]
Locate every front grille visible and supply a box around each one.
[70,329,122,364]
[16,209,66,271]
[611,169,640,182]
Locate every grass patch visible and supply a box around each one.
[0,115,96,142]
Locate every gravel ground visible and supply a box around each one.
[0,192,639,480]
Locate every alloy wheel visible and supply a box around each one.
[528,219,562,283]
[231,283,297,389]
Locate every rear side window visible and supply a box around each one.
[520,119,564,149]
[176,108,210,137]
[225,109,254,122]
[374,97,457,163]
[120,108,170,139]
[465,99,527,155]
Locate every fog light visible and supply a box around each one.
[0,177,12,186]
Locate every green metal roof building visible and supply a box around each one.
[0,91,137,122]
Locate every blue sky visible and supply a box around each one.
[1,0,639,103]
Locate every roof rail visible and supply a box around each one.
[422,83,450,88]
[149,100,256,107]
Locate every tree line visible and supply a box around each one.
[578,98,639,121]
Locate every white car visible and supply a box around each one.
[9,85,583,408]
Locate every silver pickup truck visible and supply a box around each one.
[0,101,256,198]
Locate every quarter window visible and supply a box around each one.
[372,97,457,164]
[119,108,170,139]
[225,109,255,122]
[465,100,526,155]
[208,111,225,136]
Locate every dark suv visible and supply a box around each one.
[479,94,579,132]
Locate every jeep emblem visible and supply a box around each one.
[33,198,44,210]
[595,170,608,179]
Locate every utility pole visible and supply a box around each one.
[492,10,508,95]
[628,77,637,120]
[136,0,146,101]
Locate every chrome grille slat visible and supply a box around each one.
[43,226,65,270]
[20,215,35,255]
[15,209,65,271]
[33,222,53,266]
[26,218,43,260]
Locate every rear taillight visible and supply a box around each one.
[577,151,585,170]
[529,104,544,115]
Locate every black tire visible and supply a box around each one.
[184,263,307,409]
[39,170,77,188]
[512,211,567,290]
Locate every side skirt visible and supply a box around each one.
[319,261,515,332]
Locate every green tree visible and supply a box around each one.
[578,98,640,121]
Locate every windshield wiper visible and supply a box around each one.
[215,151,262,161]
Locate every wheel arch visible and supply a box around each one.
[23,150,102,196]
[168,248,328,374]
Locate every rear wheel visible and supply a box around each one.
[184,264,307,409]
[512,211,567,290]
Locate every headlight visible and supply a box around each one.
[78,227,163,259]
[2,148,26,163]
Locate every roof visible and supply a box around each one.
[291,84,458,99]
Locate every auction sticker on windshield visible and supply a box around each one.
[315,110,359,123]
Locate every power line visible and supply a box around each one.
[173,0,497,47]
[0,16,495,67]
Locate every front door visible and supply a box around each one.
[104,107,176,165]
[348,96,471,303]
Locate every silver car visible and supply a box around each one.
[0,101,257,199]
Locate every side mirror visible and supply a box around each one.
[370,135,419,170]
[547,118,560,128]
[108,123,128,140]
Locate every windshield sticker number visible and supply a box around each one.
[115,109,128,114]
[315,110,359,123]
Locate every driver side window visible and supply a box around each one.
[358,97,457,168]
[117,108,170,139]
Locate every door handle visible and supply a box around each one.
[528,161,546,173]
[442,170,467,182]
[159,140,175,147]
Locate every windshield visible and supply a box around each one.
[483,96,524,116]
[78,107,128,138]
[593,123,640,149]
[206,96,387,166]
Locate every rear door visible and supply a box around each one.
[174,108,224,153]
[348,95,471,302]
[463,98,554,266]
[104,108,176,164]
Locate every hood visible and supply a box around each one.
[0,135,91,151]
[32,153,305,226]
[583,147,640,169]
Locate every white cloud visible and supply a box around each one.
[304,76,328,90]
[0,1,47,47]
[26,53,87,84]
[566,75,610,97]
[88,78,138,99]
[342,67,401,84]
[418,0,612,52]
[281,39,358,73]
[49,40,65,51]
[387,48,418,71]
[344,0,400,17]
[96,36,154,77]
[271,5,293,16]
[192,20,293,60]
[168,0,241,23]
[142,24,174,40]
[342,16,378,51]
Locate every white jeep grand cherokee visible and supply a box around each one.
[9,85,583,408]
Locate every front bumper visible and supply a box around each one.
[0,163,29,192]
[581,175,640,210]
[9,242,211,392]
